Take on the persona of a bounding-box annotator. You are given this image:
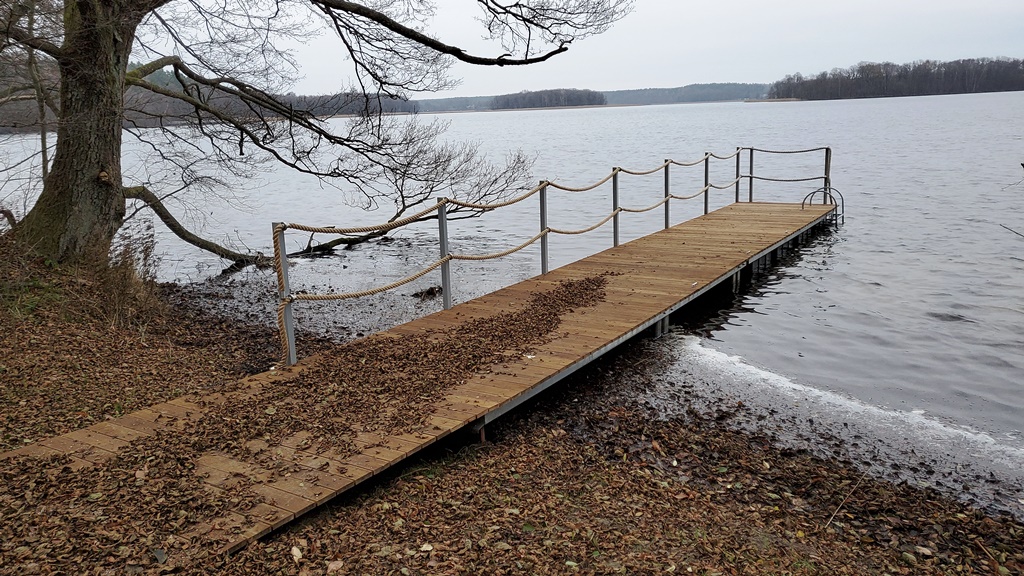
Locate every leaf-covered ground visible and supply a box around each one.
[2,238,1022,575]
[0,238,298,451]
[218,343,1023,576]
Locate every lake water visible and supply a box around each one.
[5,92,1023,515]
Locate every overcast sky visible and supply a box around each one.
[292,0,1024,98]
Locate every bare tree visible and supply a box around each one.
[0,0,631,267]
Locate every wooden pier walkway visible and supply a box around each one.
[1,202,837,560]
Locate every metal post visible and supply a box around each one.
[703,153,710,215]
[824,146,833,204]
[748,147,755,202]
[734,147,741,203]
[612,168,620,247]
[663,160,671,229]
[539,181,549,275]
[436,199,453,310]
[272,222,297,366]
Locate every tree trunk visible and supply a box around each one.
[15,1,139,263]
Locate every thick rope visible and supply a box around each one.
[272,224,287,296]
[276,300,291,365]
[619,161,671,176]
[748,146,829,155]
[545,169,619,192]
[446,184,543,210]
[271,228,292,365]
[710,150,742,160]
[282,200,448,235]
[549,209,620,235]
[708,177,743,190]
[291,256,453,301]
[669,154,711,167]
[620,196,670,214]
[748,175,825,183]
[670,185,712,201]
[450,230,548,261]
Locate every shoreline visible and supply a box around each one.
[3,244,1023,573]
[223,336,1024,575]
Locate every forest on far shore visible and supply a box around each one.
[768,57,1024,100]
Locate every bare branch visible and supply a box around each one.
[313,0,572,67]
[0,0,62,58]
[123,185,270,267]
[1,207,16,227]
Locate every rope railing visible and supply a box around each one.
[748,175,825,183]
[544,169,620,192]
[549,209,621,235]
[619,161,671,176]
[709,177,744,190]
[450,230,549,261]
[271,145,834,365]
[669,154,712,167]
[620,196,671,214]
[278,200,447,235]
[446,184,544,210]
[669,186,712,201]
[748,146,830,154]
[290,256,453,302]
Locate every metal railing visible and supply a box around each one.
[272,146,835,365]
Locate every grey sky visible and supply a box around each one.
[292,0,1024,98]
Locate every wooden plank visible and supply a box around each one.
[0,443,63,460]
[90,420,151,443]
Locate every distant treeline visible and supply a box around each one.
[603,83,767,106]
[490,88,606,110]
[0,61,420,134]
[768,58,1024,100]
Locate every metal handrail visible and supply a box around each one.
[801,186,845,225]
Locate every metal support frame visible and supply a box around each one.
[748,147,755,202]
[273,222,297,366]
[703,153,710,215]
[824,147,832,204]
[437,198,453,310]
[539,181,549,275]
[734,147,741,203]
[652,315,671,338]
[612,169,620,246]
[663,160,671,229]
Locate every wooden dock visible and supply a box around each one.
[1,202,837,559]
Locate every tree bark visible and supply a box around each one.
[15,1,140,262]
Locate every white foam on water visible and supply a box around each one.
[644,332,1024,517]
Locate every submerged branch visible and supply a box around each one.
[999,223,1024,240]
